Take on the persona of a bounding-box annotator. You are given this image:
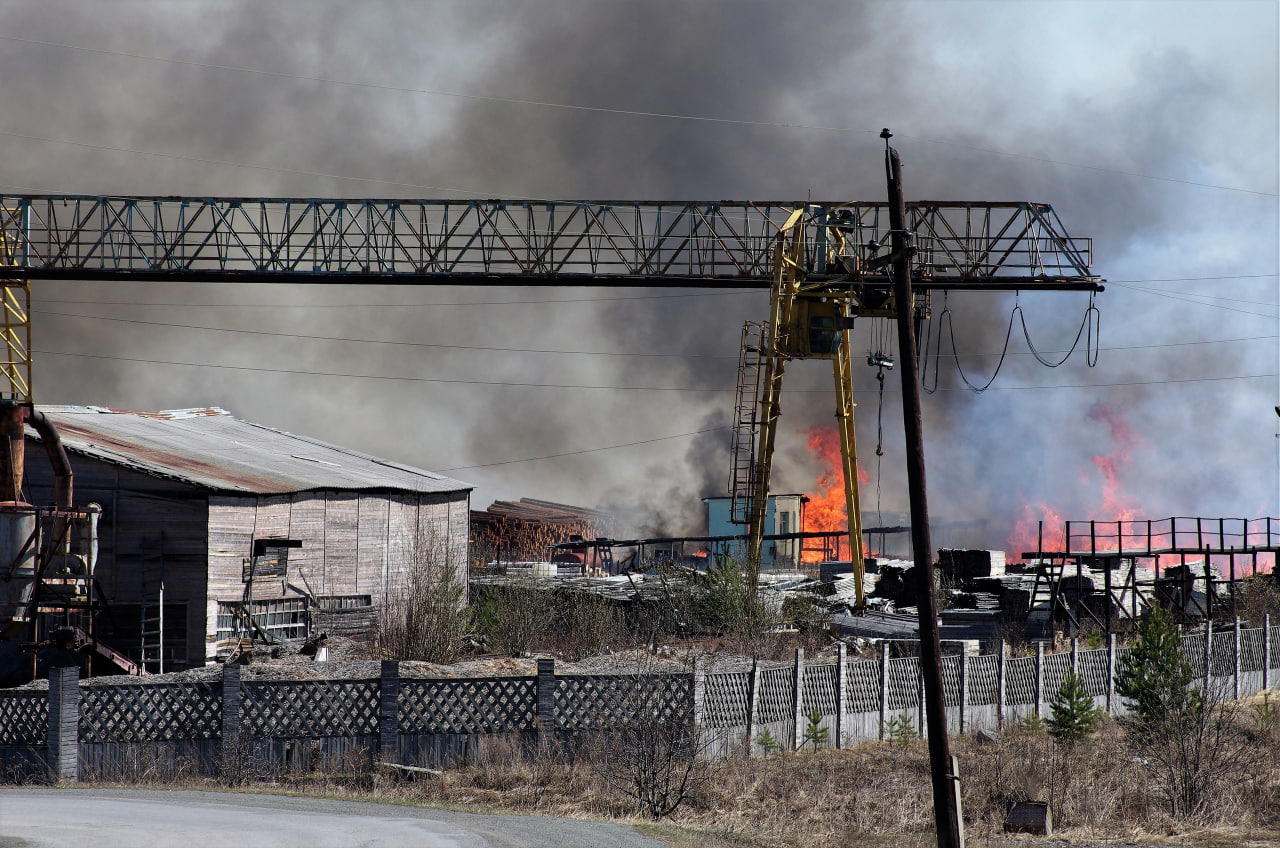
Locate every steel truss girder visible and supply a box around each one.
[0,196,1098,286]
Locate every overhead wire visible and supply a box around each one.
[436,426,731,473]
[34,348,1277,393]
[0,32,1274,197]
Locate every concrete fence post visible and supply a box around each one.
[996,640,1006,730]
[1070,637,1079,677]
[691,657,706,738]
[792,648,805,751]
[917,657,926,739]
[1204,620,1213,696]
[1233,617,1241,701]
[536,658,556,746]
[1264,614,1272,692]
[220,663,241,775]
[1034,642,1044,720]
[47,666,79,783]
[379,660,400,764]
[878,642,889,741]
[835,642,847,749]
[746,659,761,754]
[958,651,967,736]
[1106,633,1116,715]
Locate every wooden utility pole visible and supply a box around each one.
[884,129,963,848]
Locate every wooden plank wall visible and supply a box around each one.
[205,490,471,655]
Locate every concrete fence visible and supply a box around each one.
[2,617,1277,782]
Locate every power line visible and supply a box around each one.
[0,129,489,196]
[1,33,1273,198]
[36,309,741,359]
[36,308,1276,359]
[34,289,762,309]
[36,348,1279,393]
[1108,282,1279,318]
[34,348,736,392]
[437,426,730,472]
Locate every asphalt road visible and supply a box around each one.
[0,788,667,848]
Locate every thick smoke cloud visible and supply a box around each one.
[0,1,1275,544]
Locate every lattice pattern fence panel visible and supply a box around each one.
[79,683,220,743]
[1273,627,1280,668]
[1005,655,1036,705]
[803,664,837,718]
[941,656,961,708]
[1077,650,1110,697]
[1181,635,1205,677]
[241,680,379,738]
[703,672,749,729]
[0,692,47,745]
[554,674,692,731]
[1241,629,1264,674]
[846,660,880,713]
[399,677,535,734]
[1042,651,1071,702]
[756,665,794,724]
[967,655,999,706]
[1209,632,1235,677]
[886,658,920,711]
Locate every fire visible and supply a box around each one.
[800,425,871,561]
[1005,403,1159,560]
[1005,503,1066,559]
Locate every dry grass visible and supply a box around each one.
[76,710,1280,848]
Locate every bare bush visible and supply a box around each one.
[471,578,554,657]
[380,526,469,663]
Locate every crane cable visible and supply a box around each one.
[923,292,1101,393]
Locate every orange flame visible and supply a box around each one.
[1005,404,1163,561]
[801,425,871,561]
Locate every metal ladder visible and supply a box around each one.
[729,321,765,524]
[137,536,165,673]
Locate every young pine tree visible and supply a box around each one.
[1047,671,1100,742]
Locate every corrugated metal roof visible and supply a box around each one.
[30,406,472,496]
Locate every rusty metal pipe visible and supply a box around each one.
[0,402,25,503]
[25,409,72,508]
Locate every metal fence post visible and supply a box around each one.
[1106,633,1116,715]
[536,658,556,747]
[47,666,79,783]
[1233,618,1241,701]
[879,642,890,741]
[835,642,847,749]
[1034,642,1044,720]
[379,660,400,764]
[792,648,805,751]
[220,663,241,776]
[747,659,761,754]
[996,640,1006,730]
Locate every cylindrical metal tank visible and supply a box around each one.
[0,505,37,622]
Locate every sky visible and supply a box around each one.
[0,0,1276,550]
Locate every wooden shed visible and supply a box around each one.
[22,406,472,670]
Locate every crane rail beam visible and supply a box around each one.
[0,196,1101,287]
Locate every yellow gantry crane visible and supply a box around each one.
[0,205,33,402]
[730,206,908,607]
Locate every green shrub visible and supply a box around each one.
[1046,672,1100,742]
